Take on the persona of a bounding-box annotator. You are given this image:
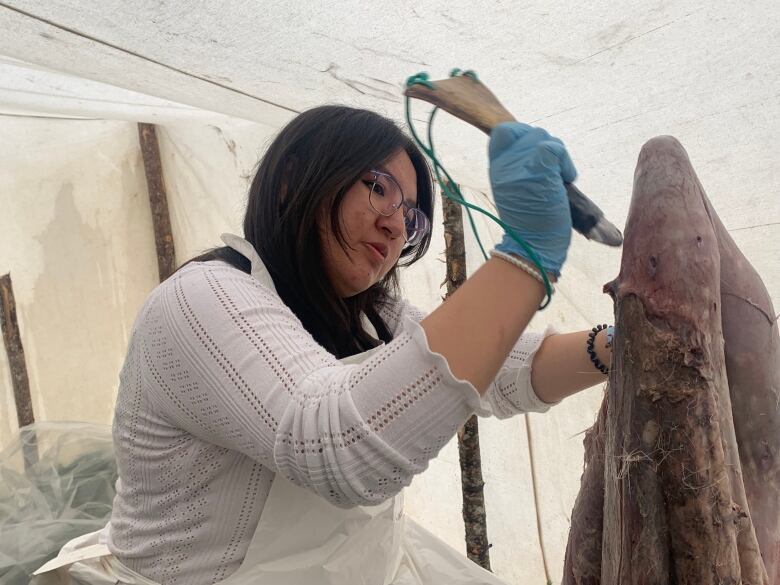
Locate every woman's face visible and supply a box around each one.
[320,150,419,298]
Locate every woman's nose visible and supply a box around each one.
[376,209,405,239]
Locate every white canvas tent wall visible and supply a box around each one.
[1,2,778,584]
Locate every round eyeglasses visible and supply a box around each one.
[363,170,430,246]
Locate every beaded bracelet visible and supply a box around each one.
[489,249,550,288]
[587,324,611,375]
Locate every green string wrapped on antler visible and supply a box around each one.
[404,69,554,308]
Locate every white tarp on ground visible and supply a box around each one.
[1,2,778,583]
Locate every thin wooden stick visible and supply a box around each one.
[138,123,177,282]
[442,188,492,570]
[525,414,552,584]
[1,273,34,427]
[1,272,38,468]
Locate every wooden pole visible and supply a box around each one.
[138,123,177,282]
[441,190,492,571]
[1,273,34,427]
[1,272,38,468]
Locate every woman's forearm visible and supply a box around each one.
[530,329,611,404]
[421,257,545,395]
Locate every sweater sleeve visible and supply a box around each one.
[377,297,559,418]
[140,262,489,508]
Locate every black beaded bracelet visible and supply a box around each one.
[587,324,610,375]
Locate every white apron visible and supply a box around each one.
[33,235,507,585]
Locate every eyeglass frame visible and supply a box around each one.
[364,169,430,246]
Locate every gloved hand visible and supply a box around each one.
[488,122,577,278]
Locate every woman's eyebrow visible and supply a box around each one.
[375,165,394,179]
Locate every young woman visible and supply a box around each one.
[35,106,612,585]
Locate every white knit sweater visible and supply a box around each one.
[107,260,556,585]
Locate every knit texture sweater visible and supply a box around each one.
[106,260,556,585]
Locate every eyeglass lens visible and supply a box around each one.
[367,171,429,245]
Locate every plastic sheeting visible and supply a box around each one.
[1,114,774,584]
[0,422,116,585]
[1,4,778,581]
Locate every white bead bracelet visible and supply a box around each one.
[489,250,554,293]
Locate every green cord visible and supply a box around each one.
[405,72,435,90]
[404,70,553,309]
[449,68,479,82]
[425,107,489,260]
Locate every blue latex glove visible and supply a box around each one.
[489,122,577,278]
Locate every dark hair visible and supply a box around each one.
[187,106,434,358]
